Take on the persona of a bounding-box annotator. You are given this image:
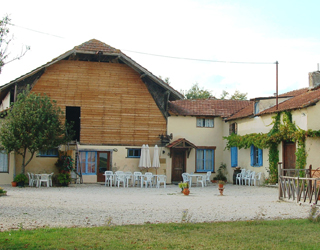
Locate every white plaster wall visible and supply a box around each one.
[237,115,274,135]
[306,138,320,169]
[226,114,275,182]
[167,116,225,181]
[306,103,320,130]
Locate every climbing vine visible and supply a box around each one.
[224,111,320,183]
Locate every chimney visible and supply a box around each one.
[309,71,320,89]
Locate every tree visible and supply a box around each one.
[220,90,248,100]
[0,90,73,174]
[184,83,213,100]
[0,15,29,74]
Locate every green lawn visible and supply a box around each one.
[0,219,319,249]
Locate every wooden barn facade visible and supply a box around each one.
[0,39,183,184]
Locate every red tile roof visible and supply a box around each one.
[168,99,252,118]
[278,88,308,97]
[226,101,255,120]
[259,87,320,115]
[74,39,120,54]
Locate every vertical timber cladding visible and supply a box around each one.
[31,60,167,146]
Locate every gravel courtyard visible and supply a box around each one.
[0,183,312,232]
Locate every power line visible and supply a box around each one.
[8,23,276,65]
[123,49,276,65]
[10,23,65,39]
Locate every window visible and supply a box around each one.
[196,149,214,172]
[78,151,97,175]
[250,145,263,167]
[229,122,237,135]
[197,118,214,128]
[0,150,8,173]
[38,148,59,157]
[127,148,141,158]
[231,147,238,167]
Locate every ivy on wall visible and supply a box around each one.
[224,111,320,183]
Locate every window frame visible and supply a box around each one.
[78,151,97,175]
[196,147,215,172]
[127,148,141,158]
[196,117,214,128]
[0,150,9,173]
[229,122,237,135]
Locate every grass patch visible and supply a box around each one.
[0,219,319,249]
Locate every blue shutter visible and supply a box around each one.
[258,148,263,166]
[250,145,254,167]
[231,147,238,167]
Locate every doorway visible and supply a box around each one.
[171,149,186,182]
[283,141,296,172]
[66,106,81,141]
[97,151,111,182]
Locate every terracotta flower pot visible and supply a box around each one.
[218,184,224,188]
[11,181,17,187]
[183,188,190,195]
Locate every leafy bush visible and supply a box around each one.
[14,174,28,183]
[57,173,70,186]
[213,162,228,181]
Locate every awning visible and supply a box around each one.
[166,138,196,158]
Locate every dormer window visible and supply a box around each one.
[254,102,259,115]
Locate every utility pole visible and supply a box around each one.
[276,61,279,110]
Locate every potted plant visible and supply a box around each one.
[11,181,17,187]
[179,182,190,195]
[14,174,28,187]
[218,180,225,189]
[57,173,71,186]
[0,187,7,196]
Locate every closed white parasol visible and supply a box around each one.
[145,144,151,171]
[152,145,160,174]
[139,144,146,169]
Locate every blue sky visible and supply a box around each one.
[1,0,320,99]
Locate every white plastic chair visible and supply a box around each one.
[115,172,126,188]
[236,169,246,185]
[39,174,50,187]
[104,171,113,187]
[156,175,166,188]
[196,175,206,187]
[27,172,33,187]
[143,172,153,188]
[31,173,39,187]
[244,171,255,186]
[205,171,212,186]
[133,172,142,187]
[253,172,262,186]
[125,171,133,187]
[182,173,191,187]
[49,172,54,187]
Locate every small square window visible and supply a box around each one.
[127,148,141,158]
